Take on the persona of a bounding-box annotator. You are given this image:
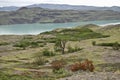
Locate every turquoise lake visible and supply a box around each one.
[0,20,120,35]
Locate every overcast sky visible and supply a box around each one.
[0,0,120,7]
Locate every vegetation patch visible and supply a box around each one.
[0,71,33,80]
[97,42,120,50]
[13,40,45,49]
[42,49,55,57]
[42,28,109,41]
[67,45,83,53]
[13,40,31,49]
[33,57,47,65]
[0,42,9,46]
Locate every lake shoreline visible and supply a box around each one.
[0,20,120,35]
[100,22,120,26]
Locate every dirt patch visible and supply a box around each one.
[102,49,120,63]
[60,72,120,80]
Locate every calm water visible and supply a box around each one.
[0,20,120,35]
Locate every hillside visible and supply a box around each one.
[0,24,120,80]
[0,7,120,25]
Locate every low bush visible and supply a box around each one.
[51,60,66,71]
[70,62,81,72]
[0,42,9,46]
[39,44,44,47]
[112,42,120,50]
[81,59,94,72]
[67,45,82,53]
[13,40,30,49]
[70,59,95,72]
[33,56,47,65]
[97,43,114,46]
[30,42,39,48]
[53,68,66,74]
[53,68,71,78]
[92,41,96,46]
[54,46,61,52]
[97,42,120,50]
[42,49,55,57]
[14,40,46,49]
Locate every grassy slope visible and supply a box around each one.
[0,24,120,80]
[59,25,120,80]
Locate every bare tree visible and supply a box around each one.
[55,40,67,54]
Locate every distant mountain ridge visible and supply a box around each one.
[28,4,120,12]
[0,4,120,12]
[0,7,120,25]
[0,6,19,11]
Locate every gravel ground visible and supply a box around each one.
[60,72,120,80]
[103,49,120,63]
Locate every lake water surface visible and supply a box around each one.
[0,20,120,35]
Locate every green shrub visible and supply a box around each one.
[92,41,96,46]
[0,42,9,46]
[67,45,82,53]
[112,42,120,50]
[31,41,46,48]
[42,49,55,56]
[30,42,39,48]
[74,46,82,51]
[13,40,30,49]
[14,40,46,49]
[97,43,114,46]
[39,44,44,47]
[97,42,120,50]
[54,46,61,52]
[53,68,71,78]
[67,46,74,53]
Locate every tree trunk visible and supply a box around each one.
[61,47,65,54]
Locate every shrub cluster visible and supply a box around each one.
[70,59,94,72]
